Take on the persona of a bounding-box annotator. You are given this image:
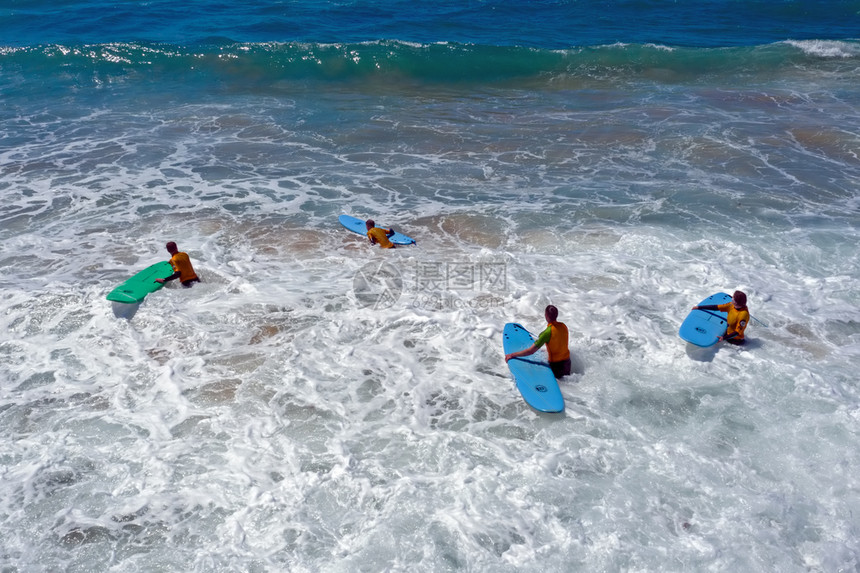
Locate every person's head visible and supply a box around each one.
[732,290,747,308]
[165,241,178,255]
[365,219,375,230]
[545,304,559,323]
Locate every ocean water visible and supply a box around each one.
[2,1,859,571]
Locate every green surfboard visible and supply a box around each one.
[106,261,174,304]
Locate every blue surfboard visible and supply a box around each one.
[339,214,416,245]
[502,323,565,413]
[679,292,733,347]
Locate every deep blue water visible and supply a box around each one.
[3,0,859,48]
[3,0,858,100]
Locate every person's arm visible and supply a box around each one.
[385,228,395,238]
[156,271,180,284]
[505,344,539,362]
[506,326,551,362]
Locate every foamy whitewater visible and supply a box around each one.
[2,2,859,571]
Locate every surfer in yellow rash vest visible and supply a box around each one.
[155,241,200,288]
[365,219,396,249]
[692,290,749,345]
[505,304,572,379]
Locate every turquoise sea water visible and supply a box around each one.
[2,2,859,572]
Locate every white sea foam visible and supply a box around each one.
[1,59,859,572]
[786,39,860,59]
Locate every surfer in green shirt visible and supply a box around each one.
[505,305,572,378]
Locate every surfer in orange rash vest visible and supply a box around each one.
[155,241,200,288]
[505,304,572,379]
[365,219,397,249]
[692,290,749,345]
